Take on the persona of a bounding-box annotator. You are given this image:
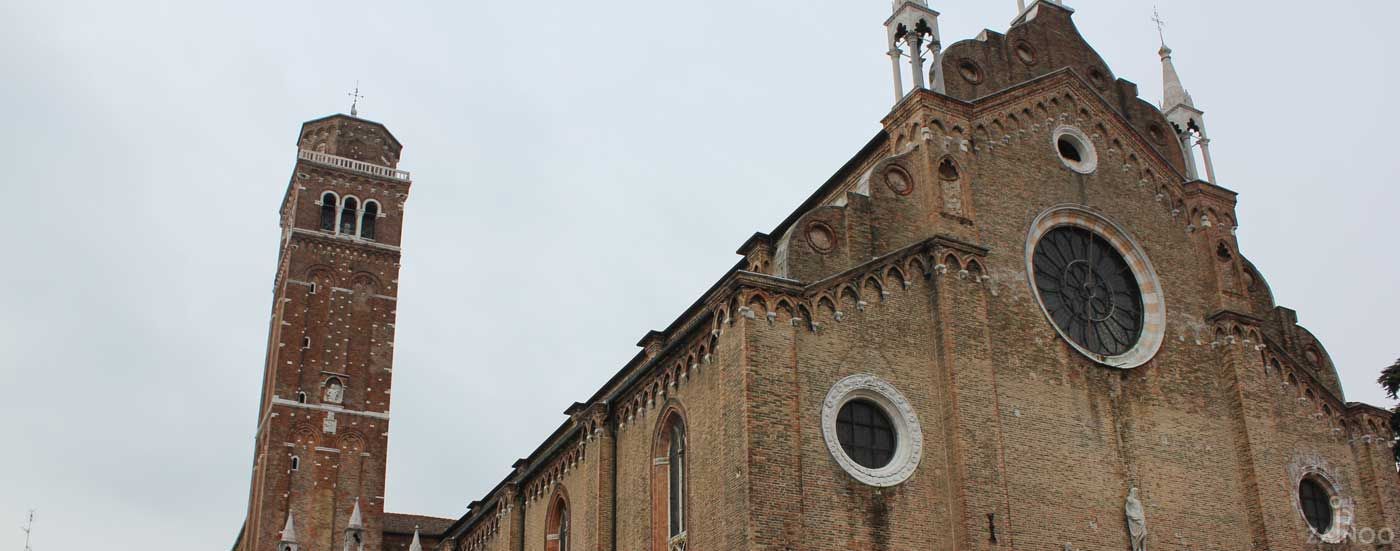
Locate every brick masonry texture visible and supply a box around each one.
[238,4,1400,551]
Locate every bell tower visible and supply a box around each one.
[237,113,413,551]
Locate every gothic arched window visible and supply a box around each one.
[652,410,688,550]
[360,201,379,241]
[546,492,570,551]
[339,197,359,235]
[320,192,338,231]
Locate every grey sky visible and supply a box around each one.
[1,0,1396,548]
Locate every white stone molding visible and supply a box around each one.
[821,374,923,487]
[1051,125,1098,174]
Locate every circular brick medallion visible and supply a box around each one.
[1025,205,1165,369]
[958,59,985,84]
[806,222,836,253]
[822,374,923,487]
[1015,41,1038,66]
[884,166,914,196]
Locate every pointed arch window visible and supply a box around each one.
[546,492,570,551]
[652,410,688,551]
[320,192,338,231]
[360,201,379,241]
[339,197,359,235]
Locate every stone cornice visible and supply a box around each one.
[287,228,404,258]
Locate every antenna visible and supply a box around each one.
[21,510,34,551]
[347,82,364,117]
[1151,7,1168,47]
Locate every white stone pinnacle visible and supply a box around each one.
[281,512,298,543]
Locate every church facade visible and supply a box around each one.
[235,2,1400,551]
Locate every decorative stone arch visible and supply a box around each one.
[359,199,382,240]
[884,265,907,289]
[837,285,860,314]
[318,190,341,231]
[544,486,571,551]
[650,403,690,551]
[862,275,884,300]
[337,194,362,236]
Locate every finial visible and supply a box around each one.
[281,512,299,543]
[409,528,424,551]
[347,498,364,529]
[347,82,364,117]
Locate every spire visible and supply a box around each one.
[1158,45,1194,110]
[281,513,299,543]
[1153,9,1216,184]
[348,498,364,529]
[408,528,424,551]
[1153,8,1193,111]
[278,513,301,551]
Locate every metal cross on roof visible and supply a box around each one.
[348,82,364,117]
[1152,7,1168,47]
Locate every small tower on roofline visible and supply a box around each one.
[885,0,946,104]
[1156,12,1217,183]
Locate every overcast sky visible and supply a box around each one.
[1,0,1396,549]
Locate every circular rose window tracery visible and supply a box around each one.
[1025,206,1165,368]
[1033,226,1144,357]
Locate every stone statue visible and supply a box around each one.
[1125,487,1147,551]
[325,379,344,404]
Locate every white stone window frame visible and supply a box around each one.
[821,374,923,487]
[1024,205,1166,369]
[1052,125,1098,174]
[1294,468,1352,544]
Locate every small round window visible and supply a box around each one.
[1052,125,1098,174]
[822,374,923,487]
[1299,477,1335,535]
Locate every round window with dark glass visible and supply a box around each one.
[1032,226,1144,357]
[836,399,896,469]
[1299,478,1334,534]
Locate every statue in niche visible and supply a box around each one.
[324,378,345,404]
[1125,487,1147,551]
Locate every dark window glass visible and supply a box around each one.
[1058,137,1082,162]
[320,193,337,231]
[1032,226,1144,357]
[558,506,569,551]
[1299,478,1333,534]
[836,400,896,469]
[340,198,358,235]
[668,423,686,537]
[360,202,378,240]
